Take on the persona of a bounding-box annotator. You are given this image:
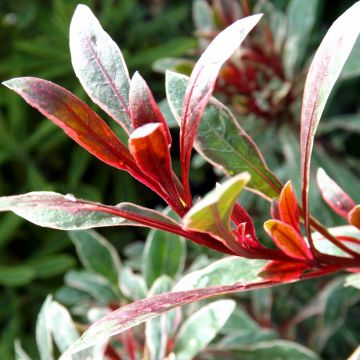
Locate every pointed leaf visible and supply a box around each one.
[300,2,360,239]
[183,173,250,253]
[259,261,309,281]
[174,300,236,360]
[119,266,147,301]
[278,181,300,232]
[348,206,360,230]
[166,71,282,199]
[3,77,136,172]
[317,168,356,219]
[69,230,122,285]
[70,5,132,133]
[65,276,275,355]
[14,340,32,360]
[36,296,54,360]
[129,123,181,210]
[179,15,262,201]
[0,191,187,236]
[129,72,171,143]
[264,220,312,260]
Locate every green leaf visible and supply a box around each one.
[174,300,236,360]
[14,340,31,360]
[119,266,147,301]
[174,257,266,291]
[69,230,121,285]
[143,209,186,287]
[27,255,75,279]
[166,71,282,199]
[283,0,319,77]
[183,173,250,244]
[36,296,54,360]
[192,0,213,32]
[70,4,132,133]
[0,265,35,287]
[226,340,320,359]
[344,273,360,290]
[65,270,118,304]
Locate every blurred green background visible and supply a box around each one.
[0,0,359,359]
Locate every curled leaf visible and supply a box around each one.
[278,181,300,233]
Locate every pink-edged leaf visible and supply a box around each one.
[278,181,300,233]
[317,168,356,219]
[129,72,171,144]
[264,220,313,261]
[300,2,360,242]
[180,14,262,202]
[2,77,136,172]
[70,5,132,133]
[65,278,276,355]
[0,192,183,231]
[258,261,310,281]
[349,206,360,230]
[129,123,183,213]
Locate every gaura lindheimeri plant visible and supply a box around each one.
[1,2,360,355]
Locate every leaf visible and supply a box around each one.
[0,265,35,287]
[193,0,214,32]
[129,71,171,143]
[36,296,54,360]
[183,173,250,253]
[344,273,360,290]
[341,37,360,80]
[65,270,118,304]
[179,15,262,202]
[225,340,320,360]
[264,220,312,261]
[65,276,274,355]
[173,300,236,360]
[312,225,360,257]
[69,4,132,133]
[143,216,186,287]
[259,261,309,281]
[2,77,137,173]
[300,2,360,240]
[166,71,282,199]
[129,123,181,210]
[27,255,75,279]
[348,205,360,230]
[14,340,32,360]
[283,0,319,77]
[119,266,147,301]
[316,168,356,219]
[69,230,122,285]
[174,256,266,291]
[0,191,182,231]
[278,181,300,232]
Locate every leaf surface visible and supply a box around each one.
[174,300,235,360]
[179,15,262,201]
[264,220,312,261]
[166,71,282,199]
[70,5,132,133]
[300,2,360,241]
[129,71,171,143]
[259,261,309,281]
[349,205,360,230]
[316,168,355,219]
[3,77,135,172]
[278,181,300,232]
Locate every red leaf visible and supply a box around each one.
[317,168,355,219]
[179,15,262,203]
[3,77,136,171]
[348,206,360,230]
[258,261,309,281]
[264,220,313,261]
[278,181,300,233]
[129,72,171,144]
[300,3,360,246]
[129,123,184,214]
